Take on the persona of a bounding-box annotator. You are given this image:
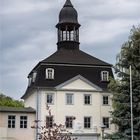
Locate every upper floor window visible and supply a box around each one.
[84,117,91,129]
[46,68,54,79]
[20,116,27,128]
[101,71,109,81]
[66,93,74,105]
[46,116,53,128]
[103,96,109,105]
[28,77,32,87]
[8,115,16,128]
[32,71,37,83]
[65,116,74,128]
[103,117,110,128]
[47,93,54,104]
[84,94,91,105]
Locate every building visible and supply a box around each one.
[0,107,36,140]
[0,0,116,140]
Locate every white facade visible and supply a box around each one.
[0,111,36,140]
[24,75,116,139]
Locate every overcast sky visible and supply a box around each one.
[0,0,140,99]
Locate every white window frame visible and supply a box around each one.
[66,93,74,105]
[46,93,54,104]
[84,116,92,129]
[20,116,28,128]
[46,68,54,79]
[102,95,109,105]
[101,71,109,81]
[84,94,92,105]
[8,115,16,128]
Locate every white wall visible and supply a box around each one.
[0,112,36,140]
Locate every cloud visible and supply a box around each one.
[0,0,140,99]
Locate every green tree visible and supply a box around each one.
[0,93,24,107]
[108,26,140,140]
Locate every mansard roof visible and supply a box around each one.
[42,49,111,66]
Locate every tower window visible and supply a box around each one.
[101,71,109,81]
[46,68,54,79]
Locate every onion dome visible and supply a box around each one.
[57,0,80,26]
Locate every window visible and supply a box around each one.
[47,93,54,104]
[8,115,16,128]
[84,117,91,128]
[28,77,32,86]
[20,116,27,128]
[103,117,109,128]
[84,94,91,105]
[46,116,53,128]
[101,71,109,81]
[32,71,37,82]
[103,96,109,105]
[46,68,54,79]
[65,117,74,128]
[66,93,74,105]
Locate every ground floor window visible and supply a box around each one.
[103,117,109,128]
[20,116,27,128]
[46,116,53,128]
[65,116,74,128]
[8,115,16,128]
[84,117,91,128]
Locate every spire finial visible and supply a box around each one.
[64,0,73,7]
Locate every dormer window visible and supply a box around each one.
[46,68,54,79]
[32,71,37,82]
[28,77,32,86]
[101,71,109,81]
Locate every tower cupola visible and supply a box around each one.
[56,0,80,50]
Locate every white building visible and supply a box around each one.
[0,107,36,140]
[0,0,116,140]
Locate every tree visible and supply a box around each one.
[108,25,140,140]
[0,93,24,107]
[32,105,76,140]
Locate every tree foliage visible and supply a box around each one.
[0,93,24,107]
[108,25,140,140]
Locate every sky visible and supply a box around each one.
[0,0,140,99]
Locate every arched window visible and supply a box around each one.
[101,71,109,81]
[46,68,54,79]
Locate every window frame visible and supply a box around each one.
[46,116,53,128]
[66,93,74,105]
[65,116,74,129]
[84,116,92,129]
[84,94,92,105]
[46,68,54,79]
[20,116,28,128]
[8,115,16,128]
[101,71,109,81]
[102,95,109,106]
[103,117,110,129]
[46,93,54,104]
